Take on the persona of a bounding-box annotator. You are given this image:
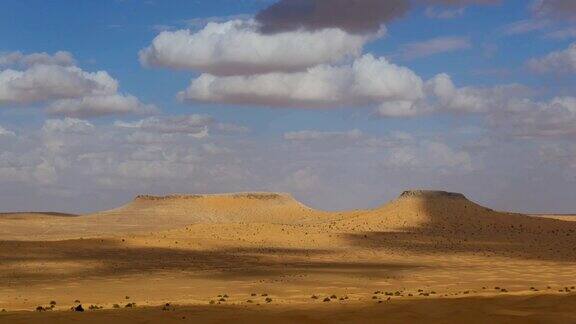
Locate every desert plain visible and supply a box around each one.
[0,190,575,323]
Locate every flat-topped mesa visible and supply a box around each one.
[399,190,467,200]
[134,192,295,203]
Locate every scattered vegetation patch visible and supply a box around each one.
[162,303,175,311]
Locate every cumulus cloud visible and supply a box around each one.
[426,73,528,113]
[0,64,117,105]
[489,96,576,138]
[425,6,466,19]
[376,100,429,117]
[0,51,156,118]
[115,115,212,137]
[256,0,410,34]
[178,54,424,108]
[47,94,157,118]
[527,42,576,73]
[114,115,250,138]
[140,20,374,75]
[532,0,576,19]
[399,36,472,59]
[382,140,473,173]
[284,129,362,141]
[0,126,15,137]
[255,0,497,34]
[0,51,75,68]
[42,118,94,134]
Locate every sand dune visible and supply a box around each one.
[1,190,575,323]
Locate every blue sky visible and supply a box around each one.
[0,0,575,213]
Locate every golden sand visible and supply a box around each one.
[0,190,575,323]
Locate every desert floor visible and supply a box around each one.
[0,191,575,323]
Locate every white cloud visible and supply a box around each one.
[0,51,75,68]
[527,42,576,73]
[426,73,528,113]
[47,94,158,118]
[544,27,576,40]
[42,118,94,134]
[399,36,472,60]
[114,115,250,139]
[425,6,466,19]
[0,126,15,137]
[0,51,156,118]
[383,140,473,173]
[489,96,576,138]
[532,0,576,19]
[0,64,117,105]
[502,19,550,36]
[140,20,376,75]
[284,129,362,141]
[115,115,212,137]
[376,100,429,117]
[178,54,424,108]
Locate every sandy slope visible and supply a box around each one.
[0,190,575,323]
[2,294,576,324]
[533,214,576,222]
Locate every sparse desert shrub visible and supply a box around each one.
[261,293,268,297]
[265,297,272,303]
[323,297,330,302]
[330,295,337,299]
[372,296,378,300]
[125,302,136,308]
[218,298,226,302]
[311,295,319,299]
[74,300,81,304]
[113,304,120,308]
[89,305,103,310]
[162,303,175,311]
[36,306,45,312]
[49,301,57,306]
[73,304,84,312]
[209,300,216,305]
[246,300,254,303]
[251,293,257,297]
